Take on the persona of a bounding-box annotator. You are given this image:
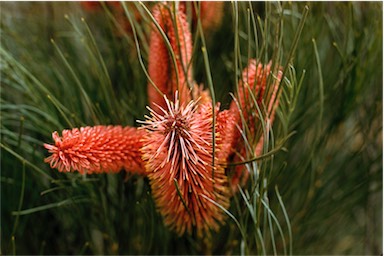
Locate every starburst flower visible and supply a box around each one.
[140,92,230,236]
[147,3,193,112]
[44,125,145,175]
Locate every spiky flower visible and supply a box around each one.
[44,125,145,175]
[140,93,230,236]
[147,3,193,112]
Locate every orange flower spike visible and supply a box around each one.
[140,93,230,236]
[228,60,283,191]
[229,60,283,152]
[147,3,193,113]
[231,59,283,124]
[44,126,146,175]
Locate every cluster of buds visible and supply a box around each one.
[45,2,282,237]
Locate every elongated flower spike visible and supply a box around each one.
[140,92,231,237]
[228,60,283,191]
[147,3,193,113]
[44,125,146,175]
[232,60,283,123]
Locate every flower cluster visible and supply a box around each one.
[44,2,283,237]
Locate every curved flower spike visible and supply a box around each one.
[147,3,193,113]
[228,60,283,191]
[44,125,146,175]
[140,92,231,237]
[231,60,283,125]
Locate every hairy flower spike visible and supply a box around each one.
[231,60,283,124]
[147,3,193,112]
[228,60,283,191]
[44,126,145,175]
[140,93,230,237]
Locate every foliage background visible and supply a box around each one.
[1,1,382,255]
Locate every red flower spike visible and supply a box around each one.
[140,93,230,237]
[44,125,146,175]
[231,59,283,124]
[228,60,283,191]
[147,3,193,113]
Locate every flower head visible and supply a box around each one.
[140,92,230,236]
[44,125,145,175]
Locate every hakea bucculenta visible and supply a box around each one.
[44,2,283,237]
